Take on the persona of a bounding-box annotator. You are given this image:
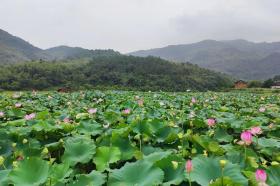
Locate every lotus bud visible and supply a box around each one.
[42,147,49,155]
[241,131,252,145]
[22,139,28,144]
[172,161,179,169]
[12,143,17,148]
[203,150,208,157]
[255,169,267,184]
[191,148,197,154]
[219,160,227,168]
[0,156,4,165]
[271,161,279,166]
[12,161,18,168]
[185,160,193,173]
[49,158,56,165]
[178,133,183,139]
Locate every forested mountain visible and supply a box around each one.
[0,29,120,63]
[45,46,120,60]
[0,29,51,63]
[0,29,233,91]
[130,40,280,80]
[0,55,232,91]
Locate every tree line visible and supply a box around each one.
[0,55,233,91]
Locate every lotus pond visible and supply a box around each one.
[0,91,280,186]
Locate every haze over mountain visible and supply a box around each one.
[130,40,280,80]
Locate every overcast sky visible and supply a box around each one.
[1,0,280,53]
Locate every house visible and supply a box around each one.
[234,80,248,89]
[271,81,280,89]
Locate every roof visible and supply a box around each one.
[235,80,247,84]
[273,81,280,86]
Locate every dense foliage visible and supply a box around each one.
[0,56,232,91]
[0,91,279,185]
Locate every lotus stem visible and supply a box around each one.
[188,172,192,186]
[181,122,184,157]
[244,146,247,165]
[2,164,7,170]
[139,134,142,152]
[221,168,224,186]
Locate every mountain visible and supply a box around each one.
[0,29,120,63]
[0,29,51,63]
[0,29,232,91]
[130,39,280,80]
[45,46,120,60]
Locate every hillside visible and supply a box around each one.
[0,55,232,91]
[45,46,120,60]
[0,29,120,63]
[130,40,280,80]
[0,29,51,63]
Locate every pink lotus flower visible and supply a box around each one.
[15,103,22,108]
[255,169,267,183]
[241,131,252,145]
[0,112,4,117]
[259,107,266,112]
[250,126,262,136]
[185,160,193,173]
[24,113,36,120]
[207,118,216,127]
[191,97,196,103]
[123,109,131,115]
[88,108,97,114]
[63,117,71,123]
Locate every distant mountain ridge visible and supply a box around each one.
[1,28,280,80]
[45,46,120,60]
[130,39,280,80]
[0,29,119,63]
[0,29,51,63]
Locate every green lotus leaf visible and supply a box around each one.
[190,156,248,186]
[108,160,164,186]
[9,157,49,186]
[267,166,280,186]
[213,128,233,142]
[143,151,172,163]
[111,132,136,160]
[50,163,72,183]
[0,170,10,186]
[93,146,121,171]
[76,121,103,136]
[68,171,106,186]
[7,119,25,127]
[209,176,242,186]
[155,155,185,186]
[62,136,96,166]
[75,113,89,120]
[257,138,280,148]
[131,119,152,136]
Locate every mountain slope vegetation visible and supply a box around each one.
[0,55,232,91]
[130,40,280,80]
